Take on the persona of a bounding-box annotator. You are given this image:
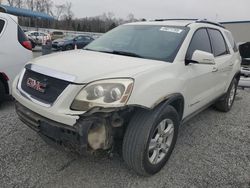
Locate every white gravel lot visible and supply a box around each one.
[0,89,249,188]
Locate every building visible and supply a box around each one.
[221,21,250,43]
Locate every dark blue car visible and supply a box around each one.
[52,35,94,51]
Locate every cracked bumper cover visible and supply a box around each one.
[15,102,94,154]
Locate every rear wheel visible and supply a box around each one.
[122,105,179,176]
[214,78,238,112]
[65,45,73,51]
[0,81,6,105]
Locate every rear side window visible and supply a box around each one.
[0,19,5,34]
[18,26,28,43]
[224,31,238,52]
[208,29,229,57]
[186,28,212,59]
[53,31,63,35]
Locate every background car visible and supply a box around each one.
[239,42,250,88]
[0,13,32,104]
[51,31,65,41]
[52,35,94,51]
[25,31,50,45]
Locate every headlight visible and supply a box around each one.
[71,79,134,111]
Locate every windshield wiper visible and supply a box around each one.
[111,50,142,58]
[84,48,142,58]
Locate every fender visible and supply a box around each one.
[151,93,185,120]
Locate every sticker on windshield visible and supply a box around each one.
[160,27,183,33]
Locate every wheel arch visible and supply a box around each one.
[234,70,241,83]
[151,93,185,121]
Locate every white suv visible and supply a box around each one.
[0,13,32,104]
[13,19,241,176]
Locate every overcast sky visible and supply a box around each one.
[2,0,249,21]
[54,0,249,21]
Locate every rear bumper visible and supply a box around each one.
[15,102,93,154]
[239,67,250,88]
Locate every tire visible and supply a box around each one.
[122,105,180,176]
[0,81,6,105]
[214,78,238,112]
[64,45,73,51]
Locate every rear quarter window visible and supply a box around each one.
[53,31,64,35]
[18,26,28,43]
[224,31,238,52]
[0,19,5,35]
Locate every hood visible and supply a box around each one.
[239,42,250,59]
[29,50,167,83]
[53,38,67,43]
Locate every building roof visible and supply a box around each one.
[220,20,250,24]
[0,5,54,20]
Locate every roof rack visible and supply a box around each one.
[154,18,198,22]
[195,19,225,28]
[153,18,225,28]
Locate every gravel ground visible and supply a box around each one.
[0,89,249,188]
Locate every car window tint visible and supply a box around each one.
[75,36,83,40]
[208,29,229,57]
[18,26,28,44]
[224,31,238,52]
[0,19,5,34]
[32,32,39,36]
[186,28,212,59]
[53,32,63,35]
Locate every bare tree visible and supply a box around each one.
[127,13,136,22]
[62,2,73,20]
[54,4,66,20]
[6,0,15,6]
[26,0,34,10]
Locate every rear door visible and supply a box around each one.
[208,28,233,93]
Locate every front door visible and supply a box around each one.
[183,28,220,116]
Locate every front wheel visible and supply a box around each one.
[64,45,73,51]
[122,105,179,176]
[214,78,238,112]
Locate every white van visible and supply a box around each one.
[0,13,32,104]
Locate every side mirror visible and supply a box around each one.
[186,50,215,65]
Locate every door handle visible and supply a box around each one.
[212,67,218,72]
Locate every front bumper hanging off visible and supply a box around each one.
[15,102,94,154]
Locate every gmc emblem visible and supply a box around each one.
[26,78,47,93]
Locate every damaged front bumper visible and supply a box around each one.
[15,102,112,154]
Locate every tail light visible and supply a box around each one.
[21,41,32,51]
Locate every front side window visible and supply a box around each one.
[85,25,189,62]
[208,29,229,57]
[186,28,212,59]
[0,19,5,35]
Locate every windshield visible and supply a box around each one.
[84,25,189,62]
[64,36,75,40]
